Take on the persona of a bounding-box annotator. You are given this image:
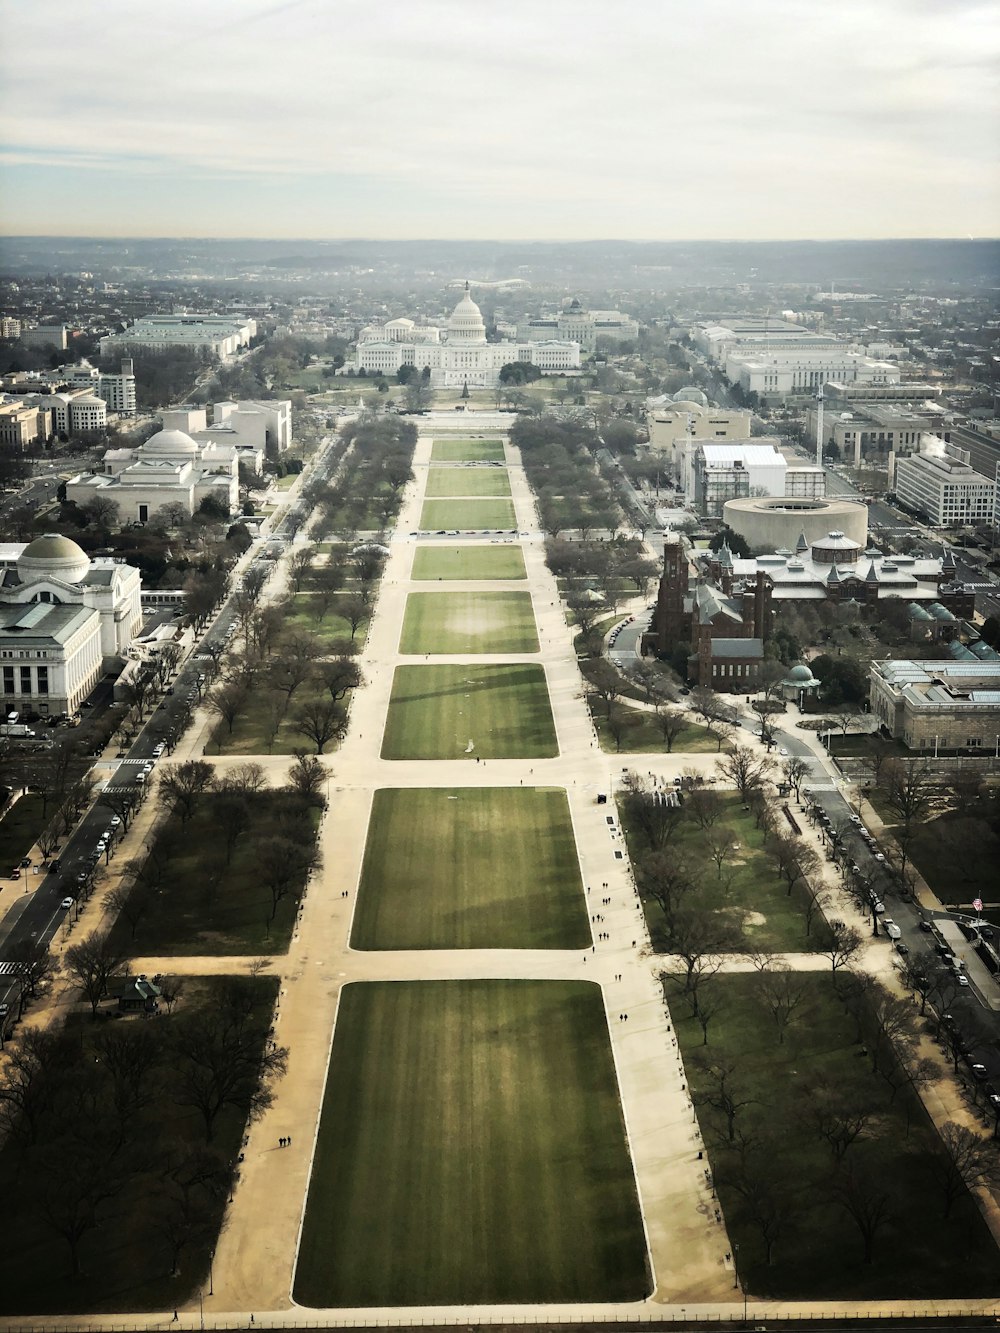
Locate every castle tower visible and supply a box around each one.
[655,539,689,654]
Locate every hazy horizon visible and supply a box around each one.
[1,0,998,241]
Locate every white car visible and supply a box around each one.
[778,747,788,757]
[60,896,74,909]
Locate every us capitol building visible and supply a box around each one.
[353,284,581,389]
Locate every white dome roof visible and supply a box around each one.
[143,428,199,455]
[17,532,91,585]
[447,283,486,344]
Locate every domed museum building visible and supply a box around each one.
[0,534,142,716]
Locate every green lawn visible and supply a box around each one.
[353,788,587,949]
[593,705,723,755]
[424,468,511,497]
[399,590,538,654]
[430,439,505,462]
[282,593,367,648]
[0,792,48,874]
[294,980,649,1306]
[411,544,527,581]
[382,664,557,759]
[107,794,319,955]
[420,497,517,530]
[676,972,1000,1299]
[623,792,831,954]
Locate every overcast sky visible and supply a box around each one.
[1,0,997,239]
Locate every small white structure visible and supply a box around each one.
[0,534,142,715]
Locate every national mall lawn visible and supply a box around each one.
[381,663,557,759]
[294,979,649,1307]
[352,787,588,950]
[399,590,538,654]
[424,467,512,497]
[430,438,506,462]
[411,543,527,581]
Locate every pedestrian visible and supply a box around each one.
[288,1135,291,1146]
[172,1313,179,1323]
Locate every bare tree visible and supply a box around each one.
[94,1025,163,1132]
[833,1165,893,1263]
[205,679,251,735]
[807,1088,875,1162]
[287,545,315,593]
[929,1122,1000,1217]
[339,593,370,640]
[696,1062,757,1143]
[781,755,809,801]
[686,787,724,829]
[286,752,329,804]
[0,1029,75,1145]
[293,697,348,754]
[715,745,775,801]
[106,885,149,942]
[667,911,738,1015]
[219,762,268,797]
[158,760,216,825]
[172,992,288,1142]
[825,923,863,973]
[755,964,810,1044]
[65,931,129,1018]
[767,830,821,896]
[605,702,641,752]
[653,705,688,753]
[322,655,363,702]
[638,849,699,933]
[215,794,251,865]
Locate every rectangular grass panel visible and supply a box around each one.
[353,788,588,950]
[399,590,538,654]
[294,980,649,1306]
[420,497,517,530]
[431,438,505,462]
[411,545,527,581]
[425,468,512,498]
[382,663,557,759]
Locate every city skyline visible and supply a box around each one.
[1,0,998,241]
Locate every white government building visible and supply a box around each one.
[892,438,995,528]
[0,535,142,716]
[354,285,581,388]
[66,426,240,523]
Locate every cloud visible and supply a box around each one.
[0,0,997,237]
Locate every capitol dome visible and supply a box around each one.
[447,282,486,345]
[17,533,91,585]
[142,428,199,455]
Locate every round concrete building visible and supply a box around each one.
[722,496,869,553]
